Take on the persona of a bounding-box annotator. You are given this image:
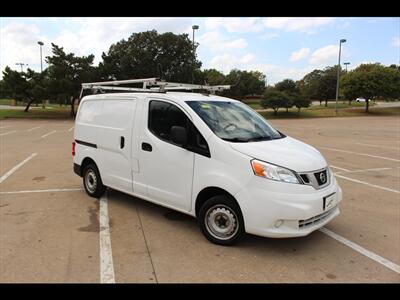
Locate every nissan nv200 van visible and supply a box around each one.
[73,90,342,245]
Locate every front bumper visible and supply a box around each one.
[235,175,342,238]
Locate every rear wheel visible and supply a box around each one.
[83,163,106,198]
[199,195,245,246]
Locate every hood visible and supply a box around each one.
[230,136,327,172]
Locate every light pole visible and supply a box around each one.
[344,62,350,72]
[335,39,346,115]
[15,63,28,72]
[191,25,199,84]
[38,41,44,72]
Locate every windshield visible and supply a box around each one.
[186,101,284,142]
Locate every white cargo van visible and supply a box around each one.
[73,79,342,245]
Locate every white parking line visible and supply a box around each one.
[68,126,74,132]
[0,130,16,136]
[27,126,42,132]
[99,191,115,283]
[320,227,400,274]
[0,188,83,195]
[336,166,399,174]
[319,146,400,162]
[0,125,11,129]
[334,173,400,194]
[0,153,37,184]
[41,130,57,138]
[355,142,399,151]
[330,165,351,172]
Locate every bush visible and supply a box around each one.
[293,97,312,113]
[261,90,290,115]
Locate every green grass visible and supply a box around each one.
[1,99,398,120]
[0,99,71,108]
[0,99,14,105]
[257,106,400,119]
[245,100,374,111]
[247,103,263,110]
[308,101,374,109]
[0,107,72,119]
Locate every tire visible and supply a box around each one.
[198,195,245,246]
[82,163,106,198]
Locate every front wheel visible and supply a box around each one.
[83,163,106,198]
[198,195,245,246]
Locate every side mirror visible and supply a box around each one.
[171,126,187,146]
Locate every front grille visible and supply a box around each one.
[314,170,328,186]
[299,167,330,190]
[300,174,310,183]
[298,206,336,228]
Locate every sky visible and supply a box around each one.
[0,17,399,84]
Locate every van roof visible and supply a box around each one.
[81,92,240,105]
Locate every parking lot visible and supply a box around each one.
[0,115,399,283]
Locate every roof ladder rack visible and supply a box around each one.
[79,77,231,98]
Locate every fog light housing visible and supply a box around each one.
[274,219,284,228]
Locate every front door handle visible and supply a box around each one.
[120,136,125,149]
[142,142,152,152]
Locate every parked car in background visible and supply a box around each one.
[356,97,366,102]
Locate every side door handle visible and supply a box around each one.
[120,136,125,149]
[142,142,152,152]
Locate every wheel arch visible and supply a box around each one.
[79,157,98,176]
[195,186,241,218]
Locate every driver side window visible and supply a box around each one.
[148,100,186,143]
[148,100,210,157]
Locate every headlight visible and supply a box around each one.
[251,159,300,184]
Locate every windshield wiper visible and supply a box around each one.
[247,136,272,142]
[221,137,249,143]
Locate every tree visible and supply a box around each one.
[297,69,323,104]
[282,97,294,113]
[222,69,266,100]
[46,43,100,116]
[261,90,290,115]
[99,30,201,83]
[274,79,300,112]
[0,80,6,99]
[293,97,312,113]
[298,67,345,106]
[341,63,400,112]
[1,67,48,112]
[202,69,225,85]
[317,66,343,107]
[275,79,297,94]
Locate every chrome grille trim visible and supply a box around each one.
[298,167,330,190]
[298,206,337,228]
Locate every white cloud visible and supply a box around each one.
[0,22,49,73]
[259,32,279,40]
[197,31,247,53]
[289,47,310,61]
[204,17,263,33]
[392,36,400,47]
[0,17,194,75]
[309,45,341,66]
[264,17,335,33]
[246,64,313,85]
[337,21,351,29]
[207,53,256,73]
[50,17,193,65]
[206,53,312,85]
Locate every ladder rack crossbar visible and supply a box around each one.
[87,85,160,92]
[80,78,231,97]
[82,78,158,87]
